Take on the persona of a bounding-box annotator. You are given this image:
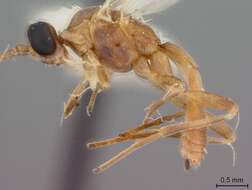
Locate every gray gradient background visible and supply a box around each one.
[0,0,251,190]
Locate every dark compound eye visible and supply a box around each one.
[27,22,57,56]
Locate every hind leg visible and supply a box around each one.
[161,42,203,91]
[135,42,207,122]
[87,129,160,149]
[88,112,237,174]
[209,119,236,144]
[87,90,238,173]
[178,91,239,121]
[87,112,184,149]
[208,118,237,166]
[88,90,238,174]
[141,42,205,121]
[92,132,163,174]
[133,53,185,122]
[134,54,239,125]
[120,112,184,136]
[87,116,235,150]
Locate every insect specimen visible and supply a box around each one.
[0,0,239,174]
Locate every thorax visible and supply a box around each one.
[60,6,160,73]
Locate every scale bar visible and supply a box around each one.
[216,184,249,188]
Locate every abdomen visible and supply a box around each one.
[180,102,207,169]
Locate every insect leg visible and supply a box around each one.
[163,114,236,143]
[64,80,89,119]
[90,97,234,174]
[133,54,185,122]
[87,129,159,149]
[87,136,130,149]
[87,112,184,149]
[84,60,112,115]
[87,114,233,149]
[209,118,236,144]
[159,93,238,141]
[208,118,237,166]
[179,91,239,121]
[134,43,203,121]
[143,83,183,122]
[86,84,100,116]
[89,113,235,174]
[91,133,162,174]
[88,111,237,173]
[208,136,237,167]
[161,42,203,91]
[120,112,184,136]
